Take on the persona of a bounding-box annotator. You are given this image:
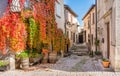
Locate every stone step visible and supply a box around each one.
[72,51,88,56]
[72,51,88,54]
[74,49,88,52]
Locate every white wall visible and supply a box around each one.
[55,0,65,33]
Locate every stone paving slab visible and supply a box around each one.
[0,71,120,76]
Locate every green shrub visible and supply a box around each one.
[89,51,94,57]
[0,61,9,67]
[16,50,29,58]
[102,58,109,62]
[95,51,101,55]
[29,53,43,58]
[95,39,100,46]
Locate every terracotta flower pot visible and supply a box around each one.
[21,58,29,69]
[42,53,48,64]
[49,52,57,63]
[102,61,110,68]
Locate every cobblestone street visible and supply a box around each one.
[0,54,117,76]
[0,44,115,76]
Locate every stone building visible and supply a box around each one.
[82,4,96,51]
[55,0,65,33]
[97,0,120,71]
[64,5,80,47]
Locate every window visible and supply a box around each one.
[92,13,95,24]
[92,34,93,45]
[88,19,90,29]
[67,31,69,38]
[71,14,73,23]
[71,32,73,40]
[56,1,61,17]
[73,33,75,43]
[10,0,21,12]
[24,0,30,9]
[88,16,91,29]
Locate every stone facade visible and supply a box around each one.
[82,5,96,51]
[97,0,120,71]
[64,5,79,47]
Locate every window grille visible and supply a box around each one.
[10,0,21,12]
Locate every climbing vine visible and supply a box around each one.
[28,18,37,49]
[0,0,68,55]
[0,13,27,54]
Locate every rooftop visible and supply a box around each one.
[82,4,96,20]
[64,5,78,17]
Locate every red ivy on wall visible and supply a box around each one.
[30,0,56,43]
[0,0,27,54]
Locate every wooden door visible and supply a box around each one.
[107,22,110,59]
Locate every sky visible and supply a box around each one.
[64,0,95,26]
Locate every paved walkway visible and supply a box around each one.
[0,44,116,76]
[0,71,120,76]
[0,55,115,76]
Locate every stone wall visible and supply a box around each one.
[115,0,120,71]
[55,0,65,33]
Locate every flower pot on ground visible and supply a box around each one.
[0,60,9,71]
[15,54,21,69]
[89,51,94,57]
[102,58,110,68]
[42,49,49,63]
[95,51,102,56]
[49,52,57,63]
[29,53,43,65]
[18,51,29,69]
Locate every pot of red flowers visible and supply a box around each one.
[49,51,57,63]
[102,58,110,68]
[42,48,49,63]
[41,43,49,63]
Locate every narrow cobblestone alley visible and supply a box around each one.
[0,44,117,76]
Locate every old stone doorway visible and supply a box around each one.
[107,22,110,59]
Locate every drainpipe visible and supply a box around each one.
[95,0,98,51]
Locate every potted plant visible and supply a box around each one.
[102,58,110,68]
[18,51,29,69]
[49,51,57,63]
[95,51,102,55]
[0,60,9,71]
[89,51,94,57]
[41,43,49,63]
[42,48,48,63]
[15,54,21,69]
[95,39,100,46]
[29,53,43,65]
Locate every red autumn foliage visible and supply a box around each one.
[0,0,27,54]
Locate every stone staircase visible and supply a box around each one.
[71,44,88,56]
